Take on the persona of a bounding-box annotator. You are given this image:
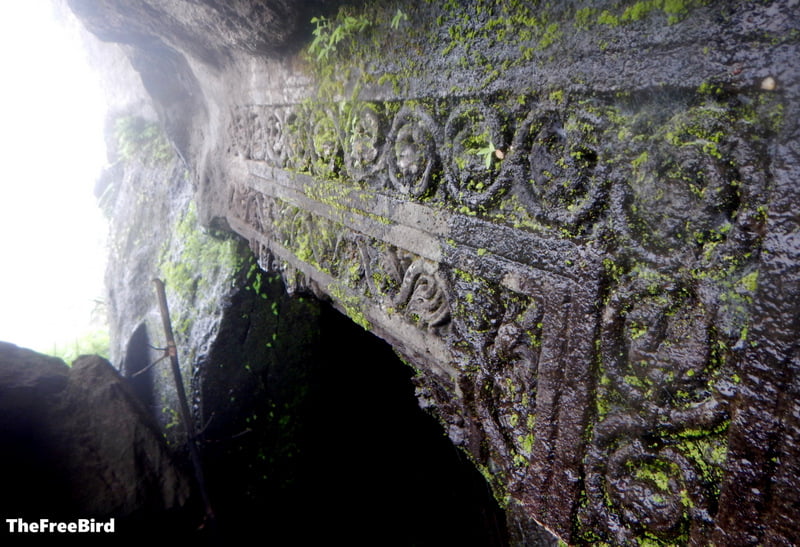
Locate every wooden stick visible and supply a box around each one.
[153,278,215,526]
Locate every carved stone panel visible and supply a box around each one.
[221,67,785,541]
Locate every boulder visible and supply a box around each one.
[0,342,191,523]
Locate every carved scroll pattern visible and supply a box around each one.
[576,99,771,544]
[432,259,599,543]
[228,181,265,232]
[411,270,543,487]
[476,292,543,473]
[227,95,768,260]
[226,182,452,336]
[388,248,451,329]
[580,274,741,545]
[612,104,770,270]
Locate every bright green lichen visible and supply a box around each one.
[327,282,371,330]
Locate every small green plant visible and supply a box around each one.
[475,141,497,169]
[390,8,408,30]
[470,138,503,170]
[309,13,371,62]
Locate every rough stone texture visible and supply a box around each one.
[97,96,250,450]
[0,343,191,527]
[69,0,800,544]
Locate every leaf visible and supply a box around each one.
[391,8,409,30]
[474,142,496,169]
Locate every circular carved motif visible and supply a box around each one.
[344,102,386,183]
[308,108,342,177]
[615,104,762,267]
[601,276,725,416]
[392,255,451,329]
[507,108,605,229]
[263,107,292,168]
[585,274,729,543]
[584,434,710,545]
[444,102,508,207]
[386,105,441,198]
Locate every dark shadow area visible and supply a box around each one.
[0,429,74,519]
[121,322,155,412]
[199,276,508,545]
[293,303,508,546]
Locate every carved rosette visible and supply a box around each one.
[386,104,441,198]
[343,102,387,183]
[262,107,293,168]
[444,102,508,207]
[505,107,606,230]
[615,103,767,268]
[308,107,342,177]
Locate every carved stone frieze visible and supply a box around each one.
[506,107,608,230]
[390,250,451,330]
[443,101,508,206]
[583,274,731,545]
[344,102,387,183]
[222,85,778,543]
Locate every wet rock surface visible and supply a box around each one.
[68,0,800,544]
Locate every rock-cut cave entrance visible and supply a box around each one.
[199,285,509,545]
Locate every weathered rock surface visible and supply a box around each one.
[0,342,191,527]
[68,0,800,544]
[96,117,512,542]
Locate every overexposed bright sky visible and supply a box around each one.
[0,3,108,353]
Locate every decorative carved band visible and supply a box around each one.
[224,88,772,543]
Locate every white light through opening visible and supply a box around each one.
[0,2,108,355]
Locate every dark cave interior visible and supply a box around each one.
[200,300,509,545]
